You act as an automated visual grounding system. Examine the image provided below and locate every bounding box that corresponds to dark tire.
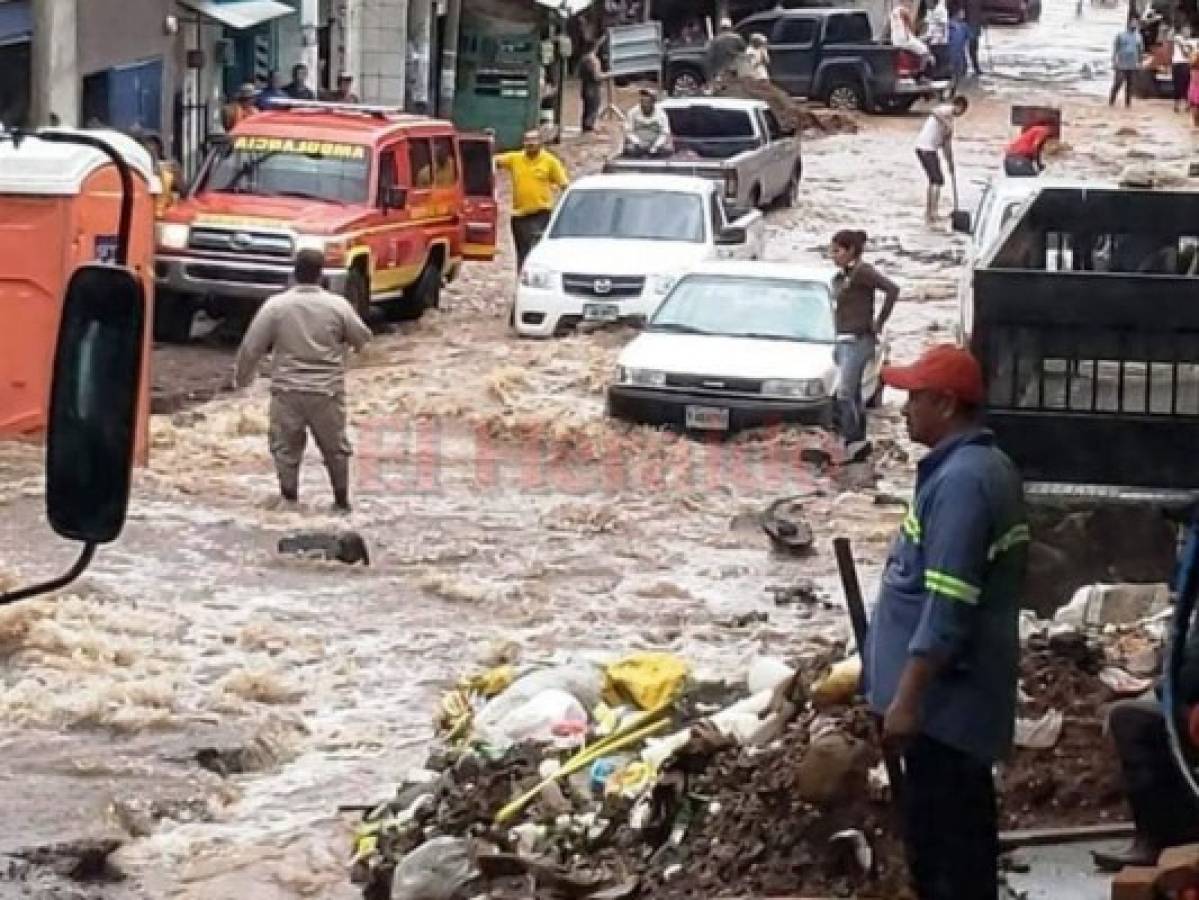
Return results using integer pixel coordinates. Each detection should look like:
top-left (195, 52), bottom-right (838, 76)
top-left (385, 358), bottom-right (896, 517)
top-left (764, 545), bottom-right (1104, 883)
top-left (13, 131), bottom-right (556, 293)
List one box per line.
top-left (153, 290), bottom-right (196, 343)
top-left (826, 79), bottom-right (866, 111)
top-left (874, 95), bottom-right (917, 115)
top-left (345, 266), bottom-right (371, 324)
top-left (668, 67), bottom-right (706, 97)
top-left (388, 257), bottom-right (442, 322)
top-left (776, 164), bottom-right (802, 208)
top-left (748, 184), bottom-right (763, 209)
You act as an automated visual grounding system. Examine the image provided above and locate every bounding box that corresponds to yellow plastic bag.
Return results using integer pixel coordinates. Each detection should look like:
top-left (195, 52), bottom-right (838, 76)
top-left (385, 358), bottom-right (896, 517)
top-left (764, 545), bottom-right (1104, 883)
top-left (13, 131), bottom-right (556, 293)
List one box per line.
top-left (460, 665), bottom-right (516, 698)
top-left (604, 653), bottom-right (690, 711)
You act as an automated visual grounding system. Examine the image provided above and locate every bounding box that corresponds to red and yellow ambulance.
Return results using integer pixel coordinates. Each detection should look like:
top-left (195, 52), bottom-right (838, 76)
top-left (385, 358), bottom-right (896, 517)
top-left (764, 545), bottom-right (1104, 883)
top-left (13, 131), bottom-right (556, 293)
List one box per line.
top-left (154, 102), bottom-right (497, 340)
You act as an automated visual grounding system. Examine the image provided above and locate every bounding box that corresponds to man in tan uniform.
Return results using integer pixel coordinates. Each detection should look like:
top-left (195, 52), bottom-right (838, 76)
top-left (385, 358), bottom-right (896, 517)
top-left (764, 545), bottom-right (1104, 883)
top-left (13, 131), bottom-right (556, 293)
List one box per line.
top-left (234, 249), bottom-right (372, 512)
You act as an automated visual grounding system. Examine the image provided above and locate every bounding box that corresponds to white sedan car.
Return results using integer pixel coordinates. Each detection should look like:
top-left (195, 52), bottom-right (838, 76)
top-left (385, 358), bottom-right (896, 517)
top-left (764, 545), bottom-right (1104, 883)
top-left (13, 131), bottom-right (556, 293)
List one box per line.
top-left (606, 262), bottom-right (886, 433)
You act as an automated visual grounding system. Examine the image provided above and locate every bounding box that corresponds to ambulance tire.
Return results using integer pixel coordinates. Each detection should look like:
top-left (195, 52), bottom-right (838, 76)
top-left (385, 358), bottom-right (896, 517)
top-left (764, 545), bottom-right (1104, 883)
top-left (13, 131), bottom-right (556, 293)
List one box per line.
top-left (346, 267), bottom-right (372, 324)
top-left (388, 257), bottom-right (442, 322)
top-left (153, 291), bottom-right (196, 343)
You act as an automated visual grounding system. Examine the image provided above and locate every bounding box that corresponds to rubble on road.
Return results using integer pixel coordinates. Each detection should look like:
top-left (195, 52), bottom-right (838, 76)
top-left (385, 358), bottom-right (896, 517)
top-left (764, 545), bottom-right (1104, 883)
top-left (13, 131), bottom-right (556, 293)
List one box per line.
top-left (347, 605), bottom-right (1169, 899)
top-left (1002, 630), bottom-right (1126, 829)
top-left (349, 650), bottom-right (913, 900)
top-left (277, 530), bottom-right (371, 565)
top-left (711, 76), bottom-right (860, 136)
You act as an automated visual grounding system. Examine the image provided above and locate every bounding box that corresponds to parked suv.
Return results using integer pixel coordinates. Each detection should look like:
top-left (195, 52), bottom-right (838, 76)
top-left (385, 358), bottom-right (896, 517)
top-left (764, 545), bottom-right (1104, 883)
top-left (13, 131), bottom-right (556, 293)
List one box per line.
top-left (154, 102), bottom-right (497, 340)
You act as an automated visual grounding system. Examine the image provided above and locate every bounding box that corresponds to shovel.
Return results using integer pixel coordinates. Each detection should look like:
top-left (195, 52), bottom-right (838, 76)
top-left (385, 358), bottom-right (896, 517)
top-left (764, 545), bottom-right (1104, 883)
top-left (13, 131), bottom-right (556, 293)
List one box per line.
top-left (950, 167), bottom-right (971, 234)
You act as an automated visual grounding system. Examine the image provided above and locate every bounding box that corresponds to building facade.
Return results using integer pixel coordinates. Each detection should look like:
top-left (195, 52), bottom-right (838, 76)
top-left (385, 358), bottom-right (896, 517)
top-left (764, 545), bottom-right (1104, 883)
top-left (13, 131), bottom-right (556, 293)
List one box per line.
top-left (14, 0), bottom-right (590, 170)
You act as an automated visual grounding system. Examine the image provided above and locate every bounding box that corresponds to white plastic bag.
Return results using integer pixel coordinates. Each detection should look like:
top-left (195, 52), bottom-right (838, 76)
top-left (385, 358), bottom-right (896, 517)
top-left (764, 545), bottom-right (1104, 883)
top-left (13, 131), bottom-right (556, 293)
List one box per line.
top-left (480, 688), bottom-right (588, 745)
top-left (746, 656), bottom-right (795, 694)
top-left (475, 662), bottom-right (604, 743)
top-left (391, 837), bottom-right (478, 900)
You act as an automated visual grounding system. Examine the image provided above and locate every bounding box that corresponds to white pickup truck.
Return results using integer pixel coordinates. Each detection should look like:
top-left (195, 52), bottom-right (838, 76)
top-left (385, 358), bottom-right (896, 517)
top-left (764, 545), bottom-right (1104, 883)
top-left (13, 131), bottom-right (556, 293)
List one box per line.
top-left (514, 173), bottom-right (765, 338)
top-left (602, 98), bottom-right (803, 210)
top-left (953, 175), bottom-right (1091, 342)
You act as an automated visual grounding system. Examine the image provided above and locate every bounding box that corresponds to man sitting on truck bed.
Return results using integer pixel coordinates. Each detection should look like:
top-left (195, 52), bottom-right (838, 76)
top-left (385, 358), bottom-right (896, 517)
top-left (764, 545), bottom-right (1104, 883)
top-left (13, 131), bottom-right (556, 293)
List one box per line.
top-left (624, 90), bottom-right (673, 158)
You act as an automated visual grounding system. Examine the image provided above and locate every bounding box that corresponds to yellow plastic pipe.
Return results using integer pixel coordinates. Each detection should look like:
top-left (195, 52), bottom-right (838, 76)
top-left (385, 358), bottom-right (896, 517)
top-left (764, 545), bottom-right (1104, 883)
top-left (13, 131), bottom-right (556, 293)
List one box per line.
top-left (494, 711), bottom-right (671, 825)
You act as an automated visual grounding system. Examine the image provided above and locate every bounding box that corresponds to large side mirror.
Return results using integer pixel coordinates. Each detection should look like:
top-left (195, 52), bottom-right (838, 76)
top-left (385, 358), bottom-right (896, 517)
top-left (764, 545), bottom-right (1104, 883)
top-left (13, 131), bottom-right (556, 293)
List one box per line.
top-left (46, 264), bottom-right (145, 544)
top-left (716, 225), bottom-right (748, 245)
top-left (952, 210), bottom-right (974, 235)
top-left (382, 185), bottom-right (408, 212)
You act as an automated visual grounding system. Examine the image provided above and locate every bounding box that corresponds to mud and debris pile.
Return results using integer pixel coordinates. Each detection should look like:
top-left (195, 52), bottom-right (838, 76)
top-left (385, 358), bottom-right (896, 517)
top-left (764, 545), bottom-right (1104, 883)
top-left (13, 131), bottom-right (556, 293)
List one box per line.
top-left (1001, 628), bottom-right (1129, 829)
top-left (350, 594), bottom-right (1175, 900)
top-left (349, 650), bottom-right (916, 899)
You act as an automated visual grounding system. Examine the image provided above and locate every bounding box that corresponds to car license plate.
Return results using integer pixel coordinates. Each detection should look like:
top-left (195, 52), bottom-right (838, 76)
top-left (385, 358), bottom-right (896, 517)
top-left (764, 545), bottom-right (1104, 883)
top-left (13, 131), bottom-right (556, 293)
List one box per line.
top-left (583, 302), bottom-right (619, 322)
top-left (685, 405), bottom-right (730, 431)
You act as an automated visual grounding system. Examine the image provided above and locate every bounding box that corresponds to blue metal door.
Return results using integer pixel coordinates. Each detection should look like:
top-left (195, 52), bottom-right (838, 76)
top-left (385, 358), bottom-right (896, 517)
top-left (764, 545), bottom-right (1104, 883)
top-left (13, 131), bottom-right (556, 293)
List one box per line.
top-left (107, 57), bottom-right (163, 131)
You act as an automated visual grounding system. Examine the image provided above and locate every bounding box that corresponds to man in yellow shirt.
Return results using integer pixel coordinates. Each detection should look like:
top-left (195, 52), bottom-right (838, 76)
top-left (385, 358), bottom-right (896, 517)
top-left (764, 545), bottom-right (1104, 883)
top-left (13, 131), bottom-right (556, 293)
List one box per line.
top-left (495, 129), bottom-right (570, 273)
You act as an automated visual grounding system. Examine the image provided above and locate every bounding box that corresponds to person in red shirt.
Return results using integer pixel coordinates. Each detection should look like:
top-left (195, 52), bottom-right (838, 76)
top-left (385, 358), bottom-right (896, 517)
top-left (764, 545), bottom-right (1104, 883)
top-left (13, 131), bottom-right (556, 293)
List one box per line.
top-left (1003, 123), bottom-right (1054, 177)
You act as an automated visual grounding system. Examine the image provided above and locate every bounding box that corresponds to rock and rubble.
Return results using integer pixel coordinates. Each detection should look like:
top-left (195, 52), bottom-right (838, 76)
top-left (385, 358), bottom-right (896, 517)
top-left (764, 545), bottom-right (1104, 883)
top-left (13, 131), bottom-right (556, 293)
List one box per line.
top-left (348, 608), bottom-right (1170, 899)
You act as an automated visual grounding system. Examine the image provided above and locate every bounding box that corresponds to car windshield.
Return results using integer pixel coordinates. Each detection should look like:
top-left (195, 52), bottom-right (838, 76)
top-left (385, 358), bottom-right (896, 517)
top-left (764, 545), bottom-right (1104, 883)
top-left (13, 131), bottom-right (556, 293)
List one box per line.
top-left (650, 275), bottom-right (835, 341)
top-left (550, 189), bottom-right (705, 242)
top-left (198, 136), bottom-right (370, 205)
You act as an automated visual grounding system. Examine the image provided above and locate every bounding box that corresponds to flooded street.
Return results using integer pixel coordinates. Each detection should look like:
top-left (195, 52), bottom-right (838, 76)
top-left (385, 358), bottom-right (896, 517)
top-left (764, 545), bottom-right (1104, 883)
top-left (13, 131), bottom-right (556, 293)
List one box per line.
top-left (1, 3), bottom-right (1195, 896)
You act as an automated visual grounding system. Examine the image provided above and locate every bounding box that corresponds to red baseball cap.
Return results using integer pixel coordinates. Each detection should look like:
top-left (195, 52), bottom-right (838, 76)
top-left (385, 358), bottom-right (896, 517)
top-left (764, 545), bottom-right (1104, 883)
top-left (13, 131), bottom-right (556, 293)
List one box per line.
top-left (881, 344), bottom-right (985, 406)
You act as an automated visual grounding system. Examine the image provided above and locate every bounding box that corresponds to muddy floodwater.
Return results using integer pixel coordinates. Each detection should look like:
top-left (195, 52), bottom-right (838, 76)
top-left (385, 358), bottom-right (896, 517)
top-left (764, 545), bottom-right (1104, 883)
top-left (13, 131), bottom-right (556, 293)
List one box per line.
top-left (1, 4), bottom-right (1195, 897)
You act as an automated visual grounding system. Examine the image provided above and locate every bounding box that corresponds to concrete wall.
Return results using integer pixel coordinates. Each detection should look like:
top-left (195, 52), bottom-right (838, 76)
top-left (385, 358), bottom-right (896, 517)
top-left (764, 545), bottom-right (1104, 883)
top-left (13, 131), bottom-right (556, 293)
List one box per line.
top-left (357, 0), bottom-right (408, 105)
top-left (76, 0), bottom-right (176, 133)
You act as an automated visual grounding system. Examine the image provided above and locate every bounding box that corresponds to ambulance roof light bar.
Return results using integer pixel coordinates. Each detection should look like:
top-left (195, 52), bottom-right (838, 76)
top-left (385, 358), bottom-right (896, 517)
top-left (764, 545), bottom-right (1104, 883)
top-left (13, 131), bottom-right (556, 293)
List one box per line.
top-left (262, 99), bottom-right (419, 120)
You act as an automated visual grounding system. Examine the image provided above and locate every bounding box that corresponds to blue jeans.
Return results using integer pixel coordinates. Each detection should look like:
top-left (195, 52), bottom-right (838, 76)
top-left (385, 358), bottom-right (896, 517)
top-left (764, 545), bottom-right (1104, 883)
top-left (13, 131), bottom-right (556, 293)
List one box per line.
top-left (834, 333), bottom-right (875, 443)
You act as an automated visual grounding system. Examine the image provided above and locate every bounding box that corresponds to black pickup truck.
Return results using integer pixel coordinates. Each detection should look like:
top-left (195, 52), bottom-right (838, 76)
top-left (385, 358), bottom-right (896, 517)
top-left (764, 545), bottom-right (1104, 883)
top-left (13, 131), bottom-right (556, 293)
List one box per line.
top-left (664, 8), bottom-right (951, 114)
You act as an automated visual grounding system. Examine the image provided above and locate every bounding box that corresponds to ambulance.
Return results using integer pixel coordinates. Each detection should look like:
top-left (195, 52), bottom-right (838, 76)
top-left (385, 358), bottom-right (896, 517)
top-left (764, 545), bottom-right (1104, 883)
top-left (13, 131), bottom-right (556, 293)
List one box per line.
top-left (154, 101), bottom-right (498, 340)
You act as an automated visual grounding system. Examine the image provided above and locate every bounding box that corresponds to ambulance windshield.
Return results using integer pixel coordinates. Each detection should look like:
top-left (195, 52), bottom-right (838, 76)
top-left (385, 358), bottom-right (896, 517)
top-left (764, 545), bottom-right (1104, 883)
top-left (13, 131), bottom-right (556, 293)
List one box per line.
top-left (199, 137), bottom-right (371, 205)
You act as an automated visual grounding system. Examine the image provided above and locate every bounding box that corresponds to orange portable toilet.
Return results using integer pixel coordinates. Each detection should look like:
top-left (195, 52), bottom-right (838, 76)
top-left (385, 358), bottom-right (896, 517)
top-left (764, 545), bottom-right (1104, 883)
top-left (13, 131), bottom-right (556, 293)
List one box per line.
top-left (0, 128), bottom-right (158, 464)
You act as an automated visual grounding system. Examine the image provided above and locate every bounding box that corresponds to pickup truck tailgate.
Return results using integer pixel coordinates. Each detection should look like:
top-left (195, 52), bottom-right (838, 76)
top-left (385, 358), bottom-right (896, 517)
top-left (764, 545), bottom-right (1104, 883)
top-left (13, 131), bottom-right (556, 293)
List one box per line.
top-left (973, 187), bottom-right (1199, 493)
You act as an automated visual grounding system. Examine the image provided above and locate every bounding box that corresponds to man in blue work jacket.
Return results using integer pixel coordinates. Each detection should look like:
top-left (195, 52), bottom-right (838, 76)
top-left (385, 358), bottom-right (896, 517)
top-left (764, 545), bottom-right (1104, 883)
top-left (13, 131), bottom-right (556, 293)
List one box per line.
top-left (864, 344), bottom-right (1029, 900)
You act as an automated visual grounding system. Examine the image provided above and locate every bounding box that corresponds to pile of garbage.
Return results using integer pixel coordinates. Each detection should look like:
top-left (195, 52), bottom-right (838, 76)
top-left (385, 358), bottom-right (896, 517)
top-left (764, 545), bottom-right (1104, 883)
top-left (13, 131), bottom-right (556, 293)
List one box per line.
top-left (350, 650), bottom-right (910, 900)
top-left (350, 582), bottom-right (1174, 899)
top-left (1001, 584), bottom-right (1172, 829)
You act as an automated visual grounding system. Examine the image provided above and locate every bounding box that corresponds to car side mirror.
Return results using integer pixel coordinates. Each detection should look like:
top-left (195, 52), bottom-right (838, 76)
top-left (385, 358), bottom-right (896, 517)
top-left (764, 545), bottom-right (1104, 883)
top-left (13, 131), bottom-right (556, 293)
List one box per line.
top-left (46, 264), bottom-right (145, 544)
top-left (716, 225), bottom-right (748, 245)
top-left (382, 185), bottom-right (408, 211)
top-left (952, 210), bottom-right (974, 235)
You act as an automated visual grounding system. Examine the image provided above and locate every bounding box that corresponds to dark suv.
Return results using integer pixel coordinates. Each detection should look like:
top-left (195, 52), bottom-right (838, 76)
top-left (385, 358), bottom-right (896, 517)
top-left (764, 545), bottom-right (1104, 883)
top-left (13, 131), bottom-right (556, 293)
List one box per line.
top-left (664, 8), bottom-right (952, 113)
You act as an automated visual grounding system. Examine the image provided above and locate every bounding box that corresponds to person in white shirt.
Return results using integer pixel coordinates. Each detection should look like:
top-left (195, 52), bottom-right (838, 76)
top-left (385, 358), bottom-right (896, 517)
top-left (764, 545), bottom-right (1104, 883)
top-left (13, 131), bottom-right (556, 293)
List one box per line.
top-left (623, 89), bottom-right (673, 157)
top-left (914, 96), bottom-right (968, 223)
top-left (924, 0), bottom-right (950, 70)
top-left (746, 33), bottom-right (772, 80)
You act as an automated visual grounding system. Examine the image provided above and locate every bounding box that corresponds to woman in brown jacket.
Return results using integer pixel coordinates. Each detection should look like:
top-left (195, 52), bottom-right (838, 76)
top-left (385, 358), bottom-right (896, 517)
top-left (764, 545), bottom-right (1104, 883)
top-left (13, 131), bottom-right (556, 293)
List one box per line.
top-left (829, 229), bottom-right (900, 460)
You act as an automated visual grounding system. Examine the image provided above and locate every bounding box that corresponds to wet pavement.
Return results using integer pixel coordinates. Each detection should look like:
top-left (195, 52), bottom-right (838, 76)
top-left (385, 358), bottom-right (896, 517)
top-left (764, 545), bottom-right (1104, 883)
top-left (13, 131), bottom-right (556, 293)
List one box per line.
top-left (1, 2), bottom-right (1196, 897)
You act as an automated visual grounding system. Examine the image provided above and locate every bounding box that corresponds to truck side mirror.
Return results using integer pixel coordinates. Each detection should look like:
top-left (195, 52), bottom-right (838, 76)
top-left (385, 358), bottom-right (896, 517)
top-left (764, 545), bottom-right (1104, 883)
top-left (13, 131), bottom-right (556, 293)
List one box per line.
top-left (46, 264), bottom-right (145, 544)
top-left (952, 210), bottom-right (973, 235)
top-left (382, 185), bottom-right (408, 211)
top-left (716, 225), bottom-right (748, 245)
